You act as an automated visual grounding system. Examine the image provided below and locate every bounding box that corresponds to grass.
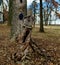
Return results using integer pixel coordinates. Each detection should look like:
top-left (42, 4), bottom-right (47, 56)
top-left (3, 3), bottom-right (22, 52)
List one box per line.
top-left (32, 26), bottom-right (60, 43)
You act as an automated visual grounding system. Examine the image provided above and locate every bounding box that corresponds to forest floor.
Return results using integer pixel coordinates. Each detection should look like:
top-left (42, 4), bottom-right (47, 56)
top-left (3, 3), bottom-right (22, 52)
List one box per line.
top-left (0, 24), bottom-right (60, 65)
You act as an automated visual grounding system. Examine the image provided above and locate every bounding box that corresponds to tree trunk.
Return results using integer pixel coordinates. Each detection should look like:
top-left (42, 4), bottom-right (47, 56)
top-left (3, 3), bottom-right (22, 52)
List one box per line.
top-left (8, 0), bottom-right (13, 26)
top-left (24, 0), bottom-right (27, 16)
top-left (49, 10), bottom-right (51, 25)
top-left (45, 5), bottom-right (48, 26)
top-left (39, 0), bottom-right (44, 32)
top-left (34, 4), bottom-right (35, 27)
top-left (10, 0), bottom-right (27, 41)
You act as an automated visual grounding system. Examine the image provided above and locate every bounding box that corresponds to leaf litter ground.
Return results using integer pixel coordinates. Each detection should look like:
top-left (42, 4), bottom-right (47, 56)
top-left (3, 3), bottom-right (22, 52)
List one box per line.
top-left (0, 24), bottom-right (60, 65)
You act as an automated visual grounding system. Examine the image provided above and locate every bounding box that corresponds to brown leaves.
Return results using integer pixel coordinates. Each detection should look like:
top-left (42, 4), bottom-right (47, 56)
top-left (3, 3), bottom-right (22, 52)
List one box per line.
top-left (48, 62), bottom-right (54, 65)
top-left (0, 24), bottom-right (60, 65)
top-left (52, 1), bottom-right (58, 8)
top-left (45, 0), bottom-right (59, 8)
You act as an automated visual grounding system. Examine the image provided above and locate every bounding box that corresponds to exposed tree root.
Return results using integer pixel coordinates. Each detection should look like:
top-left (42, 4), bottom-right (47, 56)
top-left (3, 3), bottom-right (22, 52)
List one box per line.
top-left (11, 37), bottom-right (57, 64)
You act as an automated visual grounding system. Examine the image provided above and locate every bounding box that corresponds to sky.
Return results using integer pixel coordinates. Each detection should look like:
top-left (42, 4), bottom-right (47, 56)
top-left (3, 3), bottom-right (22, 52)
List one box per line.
top-left (3, 0), bottom-right (8, 6)
top-left (27, 0), bottom-right (40, 6)
top-left (27, 0), bottom-right (60, 6)
top-left (3, 0), bottom-right (60, 7)
top-left (3, 0), bottom-right (60, 12)
top-left (3, 0), bottom-right (7, 4)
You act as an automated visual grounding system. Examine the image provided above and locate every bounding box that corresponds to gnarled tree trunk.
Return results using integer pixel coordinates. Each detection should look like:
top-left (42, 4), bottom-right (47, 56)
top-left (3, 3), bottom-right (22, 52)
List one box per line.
top-left (10, 0), bottom-right (27, 41)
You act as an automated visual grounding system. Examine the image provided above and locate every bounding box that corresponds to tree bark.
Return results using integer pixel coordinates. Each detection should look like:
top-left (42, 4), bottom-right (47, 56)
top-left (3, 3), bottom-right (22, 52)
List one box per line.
top-left (8, 0), bottom-right (13, 26)
top-left (45, 5), bottom-right (48, 26)
top-left (39, 0), bottom-right (44, 32)
top-left (10, 0), bottom-right (27, 41)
